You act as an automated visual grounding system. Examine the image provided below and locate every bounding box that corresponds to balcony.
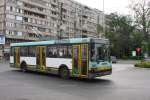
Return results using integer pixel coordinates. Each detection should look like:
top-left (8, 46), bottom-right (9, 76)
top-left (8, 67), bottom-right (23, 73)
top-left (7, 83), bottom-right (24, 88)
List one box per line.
top-left (21, 6), bottom-right (47, 16)
top-left (6, 32), bottom-right (53, 41)
top-left (51, 1), bottom-right (58, 6)
top-left (6, 34), bottom-right (39, 41)
top-left (20, 0), bottom-right (47, 9)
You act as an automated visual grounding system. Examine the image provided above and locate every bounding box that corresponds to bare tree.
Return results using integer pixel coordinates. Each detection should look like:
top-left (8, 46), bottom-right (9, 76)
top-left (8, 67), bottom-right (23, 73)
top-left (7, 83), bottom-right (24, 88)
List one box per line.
top-left (130, 0), bottom-right (150, 41)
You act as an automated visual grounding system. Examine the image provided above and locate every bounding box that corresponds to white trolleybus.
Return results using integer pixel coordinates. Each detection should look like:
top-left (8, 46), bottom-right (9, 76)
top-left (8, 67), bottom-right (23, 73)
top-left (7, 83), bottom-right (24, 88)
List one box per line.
top-left (10, 38), bottom-right (112, 79)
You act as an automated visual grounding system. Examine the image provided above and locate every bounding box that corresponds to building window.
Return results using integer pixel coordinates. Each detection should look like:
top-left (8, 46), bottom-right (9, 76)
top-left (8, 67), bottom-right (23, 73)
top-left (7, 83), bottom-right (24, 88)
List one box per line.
top-left (6, 30), bottom-right (15, 35)
top-left (6, 14), bottom-right (15, 19)
top-left (16, 16), bottom-right (23, 21)
top-left (42, 21), bottom-right (45, 25)
top-left (23, 17), bottom-right (28, 22)
top-left (17, 32), bottom-right (22, 36)
top-left (16, 8), bottom-right (22, 13)
top-left (37, 20), bottom-right (42, 25)
top-left (16, 23), bottom-right (23, 28)
top-left (6, 6), bottom-right (10, 11)
top-left (6, 30), bottom-right (9, 35)
top-left (6, 22), bottom-right (14, 27)
top-left (32, 19), bottom-right (35, 23)
top-left (51, 11), bottom-right (57, 15)
top-left (38, 27), bottom-right (46, 32)
top-left (10, 6), bottom-right (13, 11)
top-left (17, 1), bottom-right (23, 6)
top-left (53, 0), bottom-right (57, 3)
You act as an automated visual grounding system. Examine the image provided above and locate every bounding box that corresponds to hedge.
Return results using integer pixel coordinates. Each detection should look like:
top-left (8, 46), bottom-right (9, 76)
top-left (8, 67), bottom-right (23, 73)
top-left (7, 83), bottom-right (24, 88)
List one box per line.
top-left (135, 61), bottom-right (150, 68)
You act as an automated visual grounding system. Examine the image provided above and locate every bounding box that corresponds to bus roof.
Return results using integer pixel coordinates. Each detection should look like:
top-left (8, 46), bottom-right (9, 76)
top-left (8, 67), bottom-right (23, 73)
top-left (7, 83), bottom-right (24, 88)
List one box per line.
top-left (10, 38), bottom-right (108, 47)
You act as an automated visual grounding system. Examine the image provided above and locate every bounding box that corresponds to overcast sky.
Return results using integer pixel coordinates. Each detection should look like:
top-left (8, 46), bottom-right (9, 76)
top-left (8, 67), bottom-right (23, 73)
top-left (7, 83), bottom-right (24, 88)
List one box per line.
top-left (75, 0), bottom-right (131, 15)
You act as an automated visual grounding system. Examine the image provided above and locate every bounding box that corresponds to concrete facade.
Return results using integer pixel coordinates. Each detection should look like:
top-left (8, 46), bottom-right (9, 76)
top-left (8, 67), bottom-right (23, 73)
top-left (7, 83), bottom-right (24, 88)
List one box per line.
top-left (0, 0), bottom-right (104, 56)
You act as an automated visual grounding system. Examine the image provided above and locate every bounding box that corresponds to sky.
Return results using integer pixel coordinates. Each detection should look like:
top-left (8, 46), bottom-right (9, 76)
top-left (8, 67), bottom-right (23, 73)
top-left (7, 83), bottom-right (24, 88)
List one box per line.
top-left (75, 0), bottom-right (131, 15)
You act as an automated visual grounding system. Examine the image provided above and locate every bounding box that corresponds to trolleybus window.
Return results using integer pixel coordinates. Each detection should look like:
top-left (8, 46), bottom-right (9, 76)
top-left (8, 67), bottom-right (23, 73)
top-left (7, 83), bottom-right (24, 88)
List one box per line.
top-left (91, 43), bottom-right (109, 62)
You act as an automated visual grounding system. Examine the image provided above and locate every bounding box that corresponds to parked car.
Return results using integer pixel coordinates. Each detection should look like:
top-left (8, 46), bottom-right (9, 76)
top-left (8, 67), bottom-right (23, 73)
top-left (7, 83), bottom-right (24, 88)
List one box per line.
top-left (143, 57), bottom-right (150, 62)
top-left (111, 56), bottom-right (117, 63)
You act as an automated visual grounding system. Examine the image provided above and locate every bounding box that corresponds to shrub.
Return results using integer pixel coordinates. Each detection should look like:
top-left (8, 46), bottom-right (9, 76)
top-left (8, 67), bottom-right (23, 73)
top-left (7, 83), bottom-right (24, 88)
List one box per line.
top-left (135, 61), bottom-right (150, 68)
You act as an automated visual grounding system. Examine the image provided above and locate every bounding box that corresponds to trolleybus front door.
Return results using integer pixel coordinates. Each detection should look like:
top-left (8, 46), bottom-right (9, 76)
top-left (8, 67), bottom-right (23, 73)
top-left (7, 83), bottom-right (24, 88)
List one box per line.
top-left (36, 47), bottom-right (46, 71)
top-left (72, 45), bottom-right (88, 77)
top-left (14, 47), bottom-right (20, 67)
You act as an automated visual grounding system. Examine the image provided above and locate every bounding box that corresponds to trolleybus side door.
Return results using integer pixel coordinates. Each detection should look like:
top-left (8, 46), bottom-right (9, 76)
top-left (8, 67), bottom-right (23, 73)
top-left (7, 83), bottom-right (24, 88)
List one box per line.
top-left (14, 47), bottom-right (20, 67)
top-left (72, 44), bottom-right (88, 77)
top-left (36, 46), bottom-right (46, 71)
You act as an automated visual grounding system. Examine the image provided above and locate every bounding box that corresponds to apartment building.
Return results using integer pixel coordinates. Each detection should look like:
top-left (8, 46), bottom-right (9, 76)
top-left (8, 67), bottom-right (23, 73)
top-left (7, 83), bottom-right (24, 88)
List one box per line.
top-left (58, 0), bottom-right (104, 38)
top-left (0, 0), bottom-right (104, 57)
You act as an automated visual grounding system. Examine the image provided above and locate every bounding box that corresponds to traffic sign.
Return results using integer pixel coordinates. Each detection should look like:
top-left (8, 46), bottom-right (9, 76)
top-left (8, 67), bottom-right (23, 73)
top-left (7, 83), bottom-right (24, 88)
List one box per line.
top-left (136, 48), bottom-right (141, 53)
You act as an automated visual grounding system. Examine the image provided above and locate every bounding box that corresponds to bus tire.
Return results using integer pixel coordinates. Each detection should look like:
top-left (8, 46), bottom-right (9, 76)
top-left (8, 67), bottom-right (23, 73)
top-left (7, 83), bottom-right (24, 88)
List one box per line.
top-left (59, 66), bottom-right (70, 79)
top-left (20, 61), bottom-right (27, 72)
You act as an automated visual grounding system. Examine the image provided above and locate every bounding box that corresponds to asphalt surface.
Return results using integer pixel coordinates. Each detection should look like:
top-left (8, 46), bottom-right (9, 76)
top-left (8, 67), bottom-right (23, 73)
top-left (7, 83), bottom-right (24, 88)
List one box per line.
top-left (0, 61), bottom-right (150, 100)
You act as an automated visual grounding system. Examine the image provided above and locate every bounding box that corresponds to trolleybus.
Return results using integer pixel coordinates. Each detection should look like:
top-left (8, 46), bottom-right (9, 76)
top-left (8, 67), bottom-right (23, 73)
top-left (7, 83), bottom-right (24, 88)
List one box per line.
top-left (10, 38), bottom-right (112, 79)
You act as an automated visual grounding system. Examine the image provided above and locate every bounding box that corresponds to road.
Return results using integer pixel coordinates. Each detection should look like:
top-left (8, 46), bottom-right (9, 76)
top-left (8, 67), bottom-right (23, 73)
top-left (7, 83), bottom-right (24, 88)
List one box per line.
top-left (0, 61), bottom-right (150, 100)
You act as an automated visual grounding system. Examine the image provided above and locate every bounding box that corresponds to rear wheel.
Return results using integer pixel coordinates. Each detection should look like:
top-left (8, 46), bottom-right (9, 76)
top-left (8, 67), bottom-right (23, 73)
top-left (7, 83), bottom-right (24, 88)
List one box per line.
top-left (20, 62), bottom-right (27, 72)
top-left (59, 66), bottom-right (70, 79)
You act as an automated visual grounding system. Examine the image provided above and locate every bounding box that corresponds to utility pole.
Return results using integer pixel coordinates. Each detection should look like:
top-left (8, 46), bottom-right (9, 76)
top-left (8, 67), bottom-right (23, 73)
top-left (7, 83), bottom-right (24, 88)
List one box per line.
top-left (74, 9), bottom-right (79, 38)
top-left (57, 2), bottom-right (63, 40)
top-left (102, 0), bottom-right (105, 38)
top-left (81, 7), bottom-right (83, 38)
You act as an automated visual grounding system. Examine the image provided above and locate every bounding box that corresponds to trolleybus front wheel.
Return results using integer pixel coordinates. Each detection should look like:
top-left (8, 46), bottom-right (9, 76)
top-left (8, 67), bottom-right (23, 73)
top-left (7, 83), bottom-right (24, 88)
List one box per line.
top-left (20, 61), bottom-right (28, 72)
